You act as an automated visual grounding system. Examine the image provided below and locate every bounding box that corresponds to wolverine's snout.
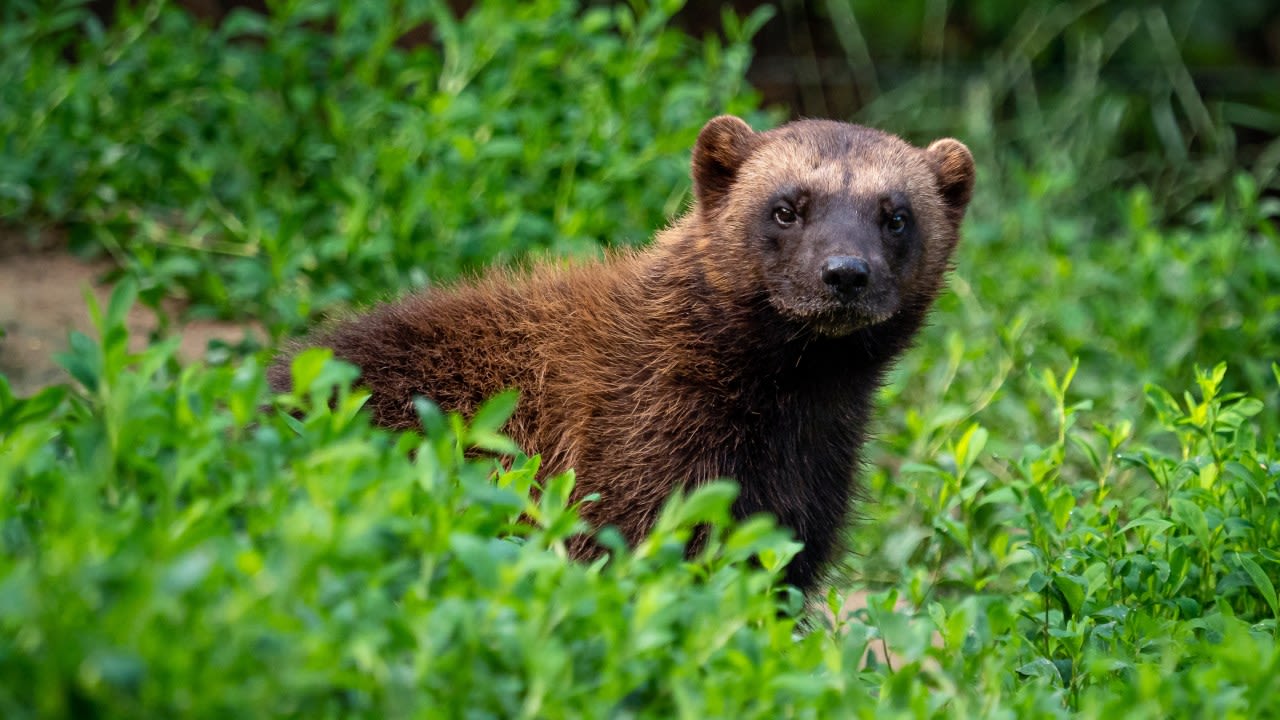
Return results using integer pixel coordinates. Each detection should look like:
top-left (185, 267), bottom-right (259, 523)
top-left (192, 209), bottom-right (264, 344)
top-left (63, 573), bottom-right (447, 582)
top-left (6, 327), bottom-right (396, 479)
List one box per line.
top-left (821, 255), bottom-right (870, 301)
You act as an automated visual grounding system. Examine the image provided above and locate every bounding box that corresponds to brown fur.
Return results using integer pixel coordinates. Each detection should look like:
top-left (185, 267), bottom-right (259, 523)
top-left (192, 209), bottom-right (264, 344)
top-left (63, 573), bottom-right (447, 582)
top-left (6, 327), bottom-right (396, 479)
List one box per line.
top-left (269, 116), bottom-right (975, 593)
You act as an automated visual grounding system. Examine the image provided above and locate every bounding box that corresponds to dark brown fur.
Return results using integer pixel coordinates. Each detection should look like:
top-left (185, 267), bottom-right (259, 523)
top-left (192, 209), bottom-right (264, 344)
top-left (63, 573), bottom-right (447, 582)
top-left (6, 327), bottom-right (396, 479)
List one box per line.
top-left (269, 116), bottom-right (975, 593)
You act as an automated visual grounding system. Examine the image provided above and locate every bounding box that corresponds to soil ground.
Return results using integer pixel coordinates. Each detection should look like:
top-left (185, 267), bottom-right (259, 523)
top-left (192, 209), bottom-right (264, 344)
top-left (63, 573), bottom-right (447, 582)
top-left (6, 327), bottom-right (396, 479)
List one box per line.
top-left (0, 230), bottom-right (258, 396)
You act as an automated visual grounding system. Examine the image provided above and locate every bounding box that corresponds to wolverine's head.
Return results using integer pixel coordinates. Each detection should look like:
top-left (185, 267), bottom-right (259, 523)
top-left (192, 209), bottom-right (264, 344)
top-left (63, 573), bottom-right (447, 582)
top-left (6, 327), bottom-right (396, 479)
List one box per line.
top-left (689, 116), bottom-right (975, 336)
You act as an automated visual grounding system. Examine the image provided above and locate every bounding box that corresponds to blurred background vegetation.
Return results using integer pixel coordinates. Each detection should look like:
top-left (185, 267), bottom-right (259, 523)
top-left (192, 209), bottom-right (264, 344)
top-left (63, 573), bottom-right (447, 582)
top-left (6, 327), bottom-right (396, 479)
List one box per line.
top-left (70, 0), bottom-right (1280, 190)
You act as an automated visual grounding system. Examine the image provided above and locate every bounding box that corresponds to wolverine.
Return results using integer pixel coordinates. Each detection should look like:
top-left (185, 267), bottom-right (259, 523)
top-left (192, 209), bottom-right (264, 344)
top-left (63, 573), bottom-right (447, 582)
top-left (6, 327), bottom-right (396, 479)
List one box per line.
top-left (270, 116), bottom-right (976, 593)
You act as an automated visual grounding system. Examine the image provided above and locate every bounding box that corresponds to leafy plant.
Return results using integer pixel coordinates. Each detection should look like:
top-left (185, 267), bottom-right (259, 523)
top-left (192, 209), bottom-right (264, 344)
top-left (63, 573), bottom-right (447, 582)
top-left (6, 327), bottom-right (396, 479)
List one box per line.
top-left (0, 0), bottom-right (774, 330)
top-left (0, 282), bottom-right (826, 718)
top-left (3, 283), bottom-right (1278, 717)
top-left (2, 1), bottom-right (1279, 716)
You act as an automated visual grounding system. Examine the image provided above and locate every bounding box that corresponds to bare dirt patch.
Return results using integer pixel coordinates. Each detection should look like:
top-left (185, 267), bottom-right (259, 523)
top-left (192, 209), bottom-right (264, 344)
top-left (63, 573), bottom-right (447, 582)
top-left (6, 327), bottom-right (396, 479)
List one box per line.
top-left (0, 230), bottom-right (260, 396)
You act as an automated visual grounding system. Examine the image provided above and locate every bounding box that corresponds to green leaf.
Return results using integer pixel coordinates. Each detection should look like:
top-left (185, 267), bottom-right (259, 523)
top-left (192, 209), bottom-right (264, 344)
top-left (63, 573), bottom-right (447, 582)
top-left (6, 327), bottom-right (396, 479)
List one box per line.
top-left (1237, 554), bottom-right (1279, 618)
top-left (1170, 497), bottom-right (1211, 548)
top-left (1050, 490), bottom-right (1075, 531)
top-left (54, 330), bottom-right (102, 393)
top-left (1016, 657), bottom-right (1065, 684)
top-left (469, 388), bottom-right (519, 436)
top-left (0, 384), bottom-right (67, 432)
top-left (413, 396), bottom-right (447, 437)
top-left (899, 461), bottom-right (949, 478)
top-left (1218, 397), bottom-right (1263, 430)
top-left (1052, 574), bottom-right (1087, 620)
top-left (1028, 570), bottom-right (1051, 593)
top-left (104, 277), bottom-right (138, 336)
top-left (756, 538), bottom-right (803, 574)
top-left (1069, 434), bottom-right (1101, 472)
top-left (953, 423), bottom-right (988, 475)
top-left (1144, 384), bottom-right (1184, 427)
top-left (1120, 517), bottom-right (1175, 538)
top-left (288, 347), bottom-right (334, 397)
top-left (723, 515), bottom-right (789, 558)
top-left (670, 480), bottom-right (738, 528)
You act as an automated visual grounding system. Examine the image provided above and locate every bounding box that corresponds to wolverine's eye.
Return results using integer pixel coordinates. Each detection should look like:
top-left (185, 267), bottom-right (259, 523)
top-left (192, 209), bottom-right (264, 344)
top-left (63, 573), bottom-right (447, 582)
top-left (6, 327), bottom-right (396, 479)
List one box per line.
top-left (772, 206), bottom-right (798, 227)
top-left (886, 211), bottom-right (909, 236)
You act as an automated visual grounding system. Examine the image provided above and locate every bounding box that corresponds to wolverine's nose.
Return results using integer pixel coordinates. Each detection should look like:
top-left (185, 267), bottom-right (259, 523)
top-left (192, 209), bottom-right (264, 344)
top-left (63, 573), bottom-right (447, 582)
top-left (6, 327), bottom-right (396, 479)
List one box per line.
top-left (821, 256), bottom-right (870, 299)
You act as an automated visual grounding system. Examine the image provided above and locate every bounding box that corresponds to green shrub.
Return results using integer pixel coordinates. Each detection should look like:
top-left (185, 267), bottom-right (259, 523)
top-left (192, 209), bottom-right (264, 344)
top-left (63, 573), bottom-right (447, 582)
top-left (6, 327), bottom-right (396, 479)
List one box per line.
top-left (845, 0), bottom-right (1280, 432)
top-left (0, 282), bottom-right (821, 718)
top-left (854, 358), bottom-right (1280, 716)
top-left (2, 284), bottom-right (1278, 717)
top-left (0, 0), bottom-right (773, 330)
top-left (3, 1), bottom-right (1279, 716)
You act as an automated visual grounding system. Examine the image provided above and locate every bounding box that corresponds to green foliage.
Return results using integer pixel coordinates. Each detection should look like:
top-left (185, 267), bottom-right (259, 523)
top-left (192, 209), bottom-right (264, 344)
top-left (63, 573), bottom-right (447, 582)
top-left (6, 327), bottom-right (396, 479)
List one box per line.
top-left (3, 275), bottom-right (1278, 717)
top-left (2, 0), bottom-right (1280, 716)
top-left (0, 283), bottom-right (821, 718)
top-left (844, 0), bottom-right (1279, 213)
top-left (0, 0), bottom-right (772, 330)
top-left (854, 0), bottom-right (1280, 439)
top-left (850, 358), bottom-right (1280, 716)
top-left (878, 170), bottom-right (1280, 459)
top-left (857, 0), bottom-right (1280, 694)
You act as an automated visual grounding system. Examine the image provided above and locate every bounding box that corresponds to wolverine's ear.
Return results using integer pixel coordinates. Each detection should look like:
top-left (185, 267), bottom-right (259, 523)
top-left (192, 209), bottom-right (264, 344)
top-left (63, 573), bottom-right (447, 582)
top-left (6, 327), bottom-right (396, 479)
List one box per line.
top-left (926, 138), bottom-right (976, 222)
top-left (692, 115), bottom-right (756, 211)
